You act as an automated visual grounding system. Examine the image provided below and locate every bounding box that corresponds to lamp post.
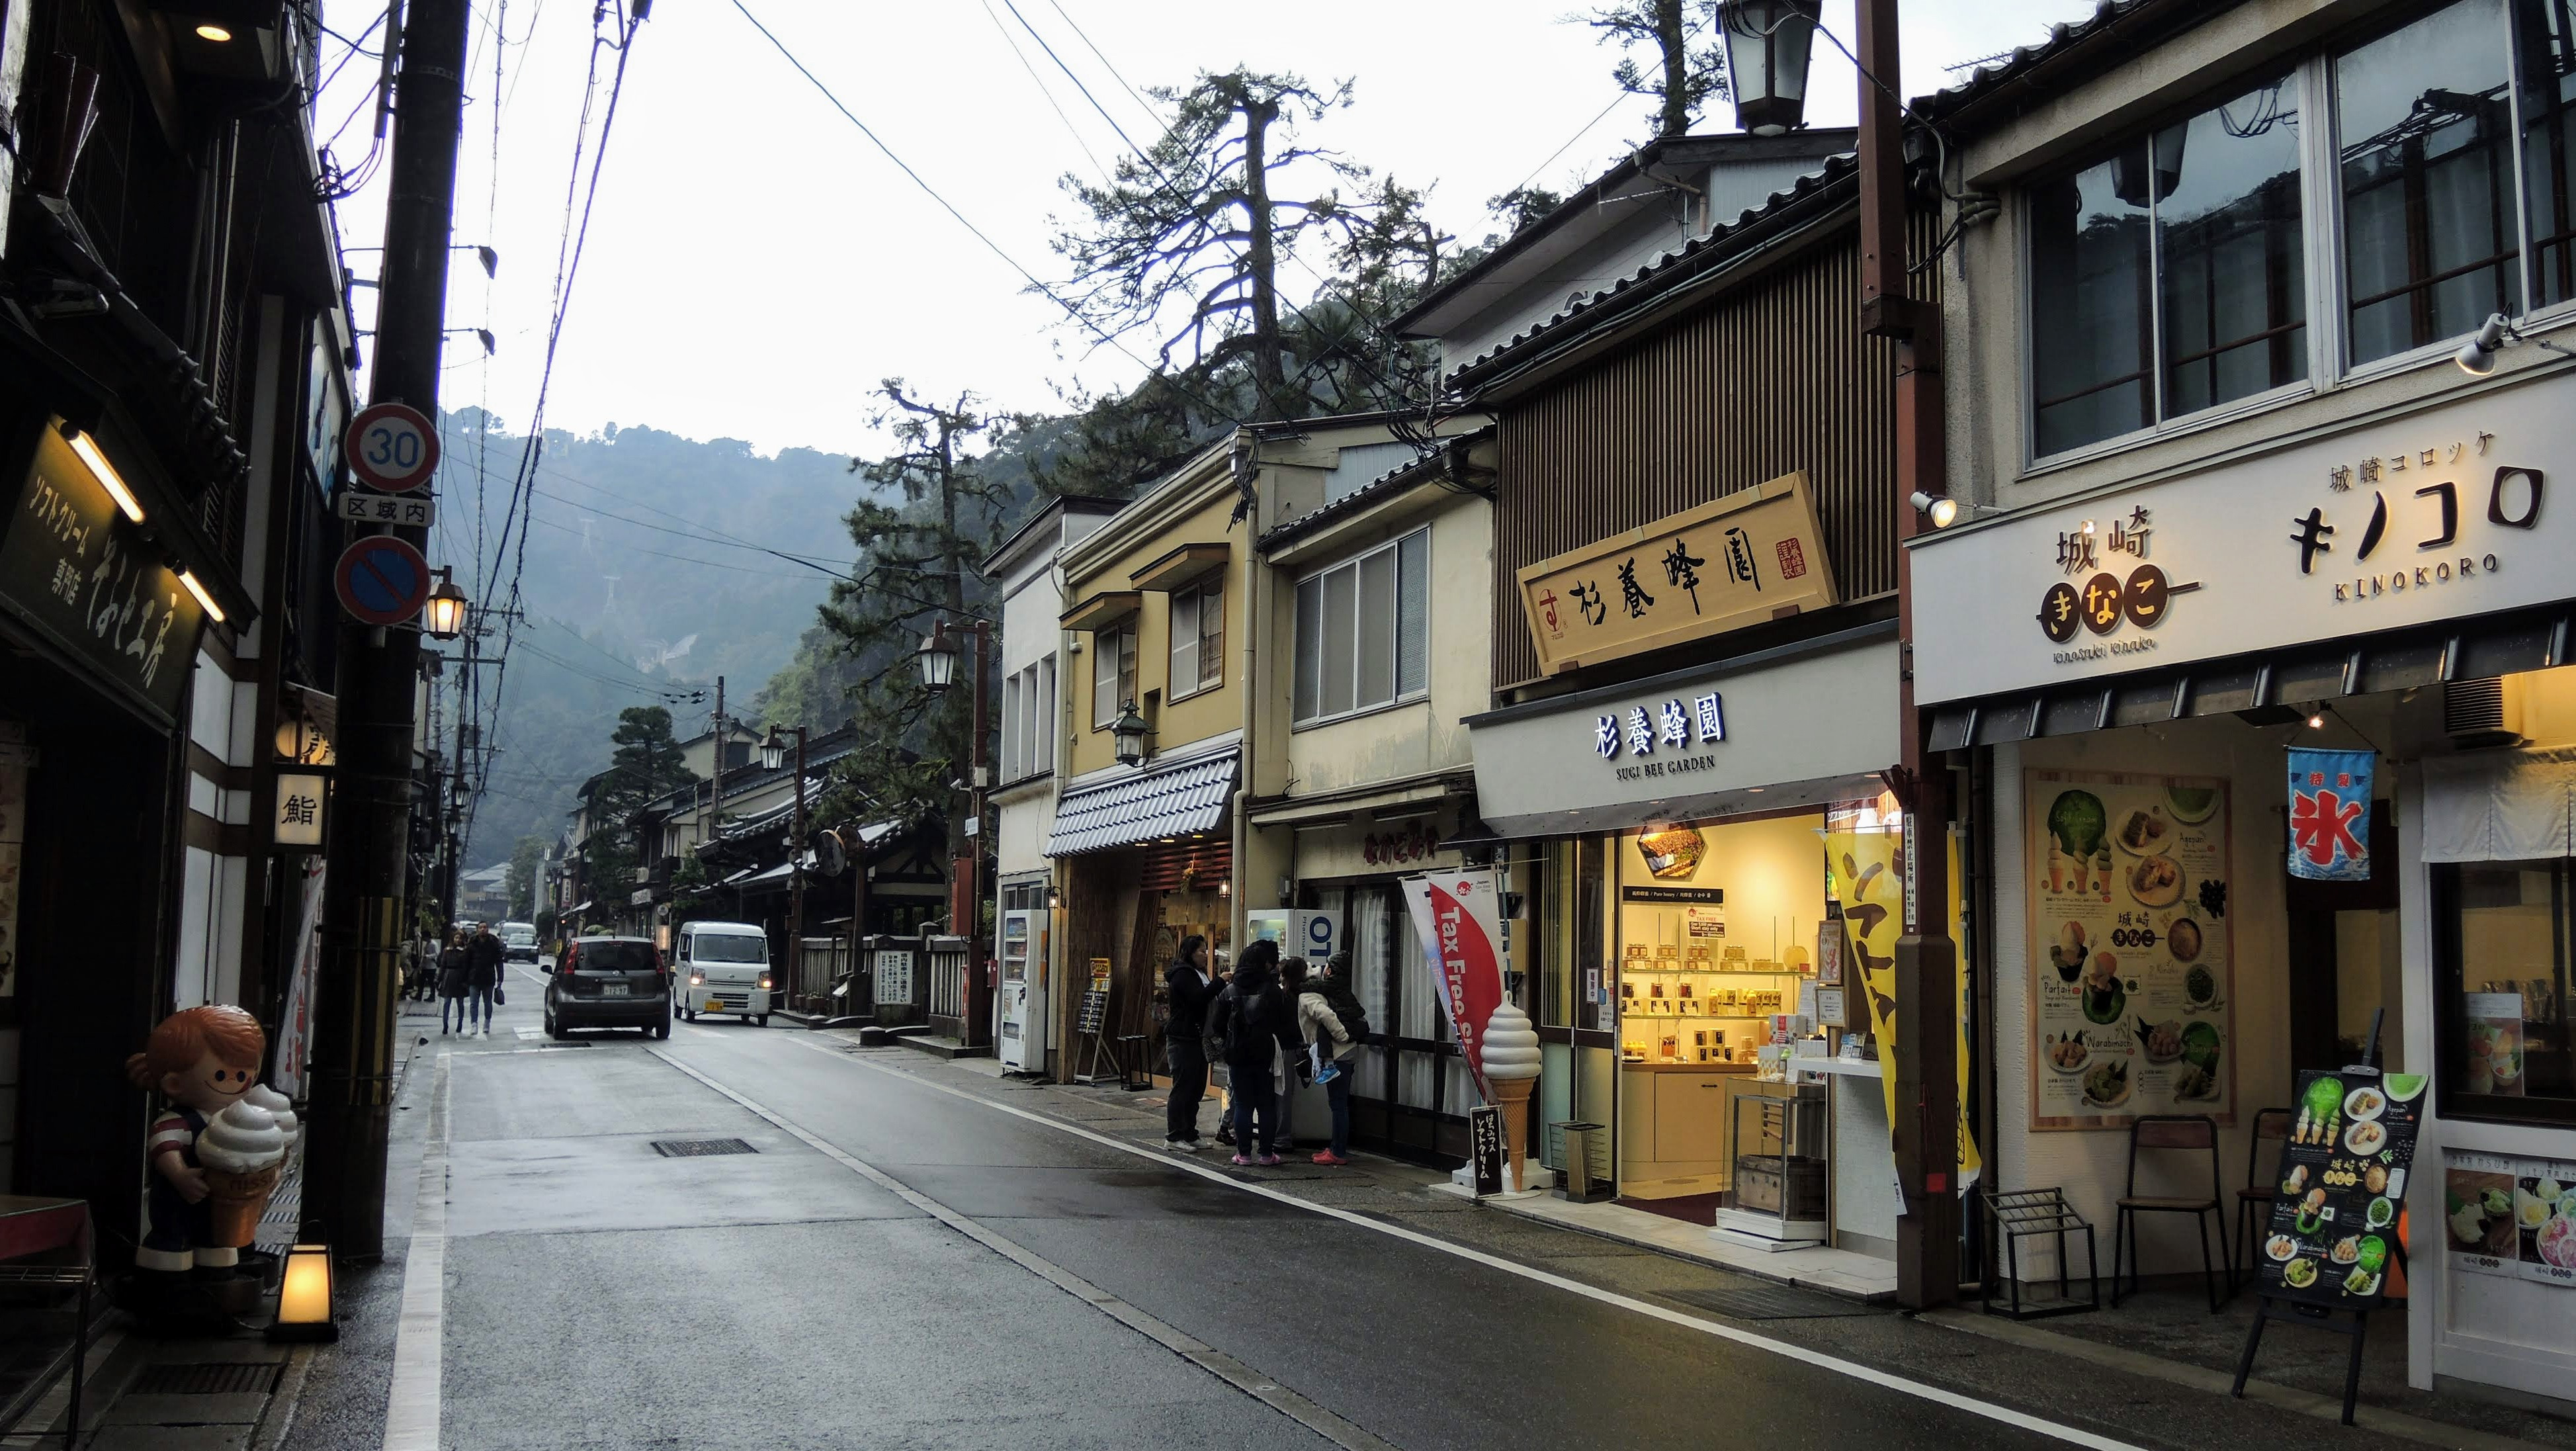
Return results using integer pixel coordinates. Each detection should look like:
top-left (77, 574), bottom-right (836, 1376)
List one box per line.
top-left (916, 616), bottom-right (993, 1047)
top-left (761, 724), bottom-right (807, 1008)
top-left (1719, 0), bottom-right (1822, 136)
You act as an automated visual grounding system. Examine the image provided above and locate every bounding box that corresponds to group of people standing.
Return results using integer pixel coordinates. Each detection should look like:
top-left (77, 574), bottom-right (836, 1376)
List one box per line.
top-left (1163, 935), bottom-right (1364, 1166)
top-left (431, 922), bottom-right (505, 1036)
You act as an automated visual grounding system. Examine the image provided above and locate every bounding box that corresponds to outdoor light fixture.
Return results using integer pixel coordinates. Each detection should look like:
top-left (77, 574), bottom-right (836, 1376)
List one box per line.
top-left (1046, 885), bottom-right (1062, 909)
top-left (1907, 490), bottom-right (1984, 529)
top-left (2307, 706), bottom-right (2328, 729)
top-left (1719, 0), bottom-right (1821, 136)
top-left (759, 726), bottom-right (787, 771)
top-left (194, 22), bottom-right (232, 41)
top-left (269, 1243), bottom-right (337, 1341)
top-left (423, 568), bottom-right (469, 640)
top-left (2454, 312), bottom-right (2576, 375)
top-left (1111, 702), bottom-right (1151, 768)
top-left (915, 619), bottom-right (959, 694)
top-left (62, 425), bottom-right (144, 522)
top-left (177, 570), bottom-right (224, 623)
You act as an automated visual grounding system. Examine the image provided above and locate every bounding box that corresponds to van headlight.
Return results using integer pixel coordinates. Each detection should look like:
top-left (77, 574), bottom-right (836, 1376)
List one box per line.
top-left (689, 972), bottom-right (704, 986)
top-left (757, 975), bottom-right (773, 990)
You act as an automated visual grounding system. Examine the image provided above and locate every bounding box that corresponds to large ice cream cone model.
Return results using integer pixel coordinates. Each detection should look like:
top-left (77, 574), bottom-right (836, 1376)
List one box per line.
top-left (1483, 1000), bottom-right (1543, 1192)
top-left (197, 1099), bottom-right (288, 1247)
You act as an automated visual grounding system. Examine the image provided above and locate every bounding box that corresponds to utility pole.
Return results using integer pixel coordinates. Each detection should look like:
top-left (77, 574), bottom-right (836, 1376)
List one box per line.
top-left (1854, 0), bottom-right (1959, 1309)
top-left (709, 676), bottom-right (724, 842)
top-left (965, 621), bottom-right (991, 1046)
top-left (306, 0), bottom-right (472, 1263)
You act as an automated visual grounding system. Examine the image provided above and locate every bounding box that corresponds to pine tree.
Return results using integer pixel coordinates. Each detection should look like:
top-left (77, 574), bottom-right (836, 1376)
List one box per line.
top-left (1580, 0), bottom-right (1729, 140)
top-left (581, 706), bottom-right (697, 897)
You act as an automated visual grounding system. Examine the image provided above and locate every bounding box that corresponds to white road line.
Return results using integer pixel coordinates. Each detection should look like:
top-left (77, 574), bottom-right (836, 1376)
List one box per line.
top-left (381, 1051), bottom-right (451, 1451)
top-left (647, 1047), bottom-right (1397, 1451)
top-left (785, 1035), bottom-right (2151, 1451)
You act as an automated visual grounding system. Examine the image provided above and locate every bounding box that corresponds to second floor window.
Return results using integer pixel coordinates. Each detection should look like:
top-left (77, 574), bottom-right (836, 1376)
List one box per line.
top-left (1092, 623), bottom-right (1135, 729)
top-left (1168, 578), bottom-right (1224, 697)
top-left (1293, 529), bottom-right (1428, 725)
top-left (1000, 654), bottom-right (1056, 781)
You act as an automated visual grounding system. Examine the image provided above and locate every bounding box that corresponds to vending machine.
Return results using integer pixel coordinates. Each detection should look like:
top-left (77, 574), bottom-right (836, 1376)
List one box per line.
top-left (997, 908), bottom-right (1051, 1073)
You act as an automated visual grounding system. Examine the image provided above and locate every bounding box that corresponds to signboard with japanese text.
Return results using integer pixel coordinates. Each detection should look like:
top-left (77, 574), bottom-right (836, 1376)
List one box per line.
top-left (2025, 770), bottom-right (2236, 1130)
top-left (2260, 1069), bottom-right (2420, 1309)
top-left (1911, 385), bottom-right (2575, 705)
top-left (2287, 748), bottom-right (2375, 882)
top-left (1516, 470), bottom-right (1838, 678)
top-left (273, 771), bottom-right (327, 850)
top-left (337, 490), bottom-right (437, 529)
top-left (0, 426), bottom-right (205, 724)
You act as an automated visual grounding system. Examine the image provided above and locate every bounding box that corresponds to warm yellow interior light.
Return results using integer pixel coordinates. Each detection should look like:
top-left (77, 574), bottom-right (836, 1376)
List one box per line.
top-left (195, 24), bottom-right (233, 41)
top-left (65, 429), bottom-right (144, 523)
top-left (177, 570), bottom-right (224, 623)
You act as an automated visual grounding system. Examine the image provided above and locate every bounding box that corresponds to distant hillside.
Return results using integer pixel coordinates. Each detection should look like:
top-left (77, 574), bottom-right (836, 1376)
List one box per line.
top-left (437, 411), bottom-right (877, 867)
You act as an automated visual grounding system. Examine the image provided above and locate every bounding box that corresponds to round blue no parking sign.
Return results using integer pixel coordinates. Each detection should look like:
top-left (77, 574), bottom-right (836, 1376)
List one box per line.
top-left (334, 535), bottom-right (432, 627)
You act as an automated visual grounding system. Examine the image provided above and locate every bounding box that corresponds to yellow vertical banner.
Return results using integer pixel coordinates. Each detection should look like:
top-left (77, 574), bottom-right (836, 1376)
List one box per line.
top-left (1823, 827), bottom-right (1982, 1185)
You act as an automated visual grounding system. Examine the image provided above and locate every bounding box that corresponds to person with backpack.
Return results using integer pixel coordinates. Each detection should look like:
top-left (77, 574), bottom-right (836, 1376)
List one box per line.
top-left (1161, 934), bottom-right (1225, 1152)
top-left (1203, 939), bottom-right (1299, 1166)
top-left (1284, 953), bottom-right (1363, 1166)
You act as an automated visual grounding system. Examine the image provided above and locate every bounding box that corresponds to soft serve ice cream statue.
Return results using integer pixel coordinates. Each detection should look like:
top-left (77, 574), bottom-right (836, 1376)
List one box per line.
top-left (124, 1006), bottom-right (269, 1276)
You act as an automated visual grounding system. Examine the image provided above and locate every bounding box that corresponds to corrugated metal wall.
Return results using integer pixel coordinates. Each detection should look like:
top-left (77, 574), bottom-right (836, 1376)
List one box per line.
top-left (1492, 216), bottom-right (1938, 690)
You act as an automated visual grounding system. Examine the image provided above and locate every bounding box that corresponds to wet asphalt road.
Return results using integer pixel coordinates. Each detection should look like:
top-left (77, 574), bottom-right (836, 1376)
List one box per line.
top-left (300, 968), bottom-right (2108, 1451)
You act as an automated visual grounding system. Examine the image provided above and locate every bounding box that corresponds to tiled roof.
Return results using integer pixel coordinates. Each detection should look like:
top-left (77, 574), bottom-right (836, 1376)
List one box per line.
top-left (1045, 753), bottom-right (1238, 856)
top-left (1445, 154), bottom-right (1859, 392)
top-left (1257, 426), bottom-right (1494, 552)
top-left (1916, 0), bottom-right (2215, 130)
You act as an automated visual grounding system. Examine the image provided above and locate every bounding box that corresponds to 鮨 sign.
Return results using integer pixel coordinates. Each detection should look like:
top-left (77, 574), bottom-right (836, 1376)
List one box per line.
top-left (344, 402), bottom-right (439, 492)
top-left (1516, 470), bottom-right (1839, 677)
top-left (273, 771), bottom-right (327, 849)
top-left (333, 535), bottom-right (432, 627)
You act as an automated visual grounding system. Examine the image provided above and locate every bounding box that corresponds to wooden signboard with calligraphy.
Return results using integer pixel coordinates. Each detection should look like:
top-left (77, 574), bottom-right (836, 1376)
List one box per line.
top-left (0, 427), bottom-right (205, 725)
top-left (1516, 470), bottom-right (1838, 678)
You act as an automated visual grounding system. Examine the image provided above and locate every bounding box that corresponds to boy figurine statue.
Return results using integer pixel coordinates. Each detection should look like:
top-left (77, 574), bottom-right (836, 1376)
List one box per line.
top-left (125, 1006), bottom-right (275, 1283)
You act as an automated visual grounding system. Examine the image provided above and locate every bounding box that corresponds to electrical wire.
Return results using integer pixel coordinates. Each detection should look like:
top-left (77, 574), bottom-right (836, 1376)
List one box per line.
top-left (978, 0), bottom-right (1109, 183)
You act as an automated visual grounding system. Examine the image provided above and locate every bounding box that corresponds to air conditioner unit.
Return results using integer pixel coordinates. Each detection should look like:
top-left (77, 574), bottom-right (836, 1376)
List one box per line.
top-left (2444, 676), bottom-right (2528, 749)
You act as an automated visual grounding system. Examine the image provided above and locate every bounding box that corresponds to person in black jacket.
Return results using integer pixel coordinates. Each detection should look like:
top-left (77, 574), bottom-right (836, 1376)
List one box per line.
top-left (466, 923), bottom-right (505, 1037)
top-left (1205, 939), bottom-right (1301, 1166)
top-left (1162, 935), bottom-right (1224, 1152)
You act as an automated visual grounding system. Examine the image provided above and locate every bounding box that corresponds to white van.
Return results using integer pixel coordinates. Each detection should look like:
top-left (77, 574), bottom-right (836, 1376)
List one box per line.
top-left (675, 920), bottom-right (773, 1025)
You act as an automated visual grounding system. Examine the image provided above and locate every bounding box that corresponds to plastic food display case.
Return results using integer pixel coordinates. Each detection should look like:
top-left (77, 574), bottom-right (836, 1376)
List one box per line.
top-left (1715, 1079), bottom-right (1826, 1246)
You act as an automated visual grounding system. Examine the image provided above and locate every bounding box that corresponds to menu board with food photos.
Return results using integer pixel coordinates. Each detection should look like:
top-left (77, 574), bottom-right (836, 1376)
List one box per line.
top-left (2259, 1069), bottom-right (2423, 1309)
top-left (2444, 1152), bottom-right (2576, 1287)
top-left (2026, 771), bottom-right (2235, 1129)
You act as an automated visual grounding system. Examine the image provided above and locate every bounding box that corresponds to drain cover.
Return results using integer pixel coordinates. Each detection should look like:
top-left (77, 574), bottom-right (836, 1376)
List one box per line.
top-left (128, 1362), bottom-right (283, 1395)
top-left (1664, 1285), bottom-right (1883, 1320)
top-left (650, 1137), bottom-right (757, 1158)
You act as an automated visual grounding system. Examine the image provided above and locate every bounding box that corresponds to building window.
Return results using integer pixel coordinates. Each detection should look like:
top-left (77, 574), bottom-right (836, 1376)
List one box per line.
top-left (1292, 530), bottom-right (1429, 726)
top-left (1167, 578), bottom-right (1223, 698)
top-left (2339, 1), bottom-right (2520, 365)
top-left (1035, 654), bottom-right (1054, 773)
top-left (1092, 625), bottom-right (1135, 728)
top-left (1002, 671), bottom-right (1023, 781)
top-left (998, 656), bottom-right (1054, 781)
top-left (2434, 857), bottom-right (2574, 1124)
top-left (2029, 72), bottom-right (2307, 456)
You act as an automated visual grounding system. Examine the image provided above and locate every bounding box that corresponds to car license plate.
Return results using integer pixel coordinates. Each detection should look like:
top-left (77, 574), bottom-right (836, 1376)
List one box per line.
top-left (599, 982), bottom-right (629, 997)
top-left (706, 998), bottom-right (724, 1013)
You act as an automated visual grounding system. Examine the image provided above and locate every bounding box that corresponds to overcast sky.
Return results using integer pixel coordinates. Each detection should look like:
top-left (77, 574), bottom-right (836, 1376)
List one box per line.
top-left (318, 1), bottom-right (2096, 462)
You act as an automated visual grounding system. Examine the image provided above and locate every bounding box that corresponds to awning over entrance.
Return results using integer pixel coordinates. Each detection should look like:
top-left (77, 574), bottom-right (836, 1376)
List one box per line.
top-left (1928, 603), bottom-right (2570, 752)
top-left (1046, 752), bottom-right (1238, 856)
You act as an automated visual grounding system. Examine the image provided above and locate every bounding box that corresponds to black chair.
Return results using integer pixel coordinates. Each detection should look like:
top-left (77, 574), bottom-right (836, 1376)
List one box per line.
top-left (2112, 1114), bottom-right (2230, 1312)
top-left (2232, 1108), bottom-right (2294, 1295)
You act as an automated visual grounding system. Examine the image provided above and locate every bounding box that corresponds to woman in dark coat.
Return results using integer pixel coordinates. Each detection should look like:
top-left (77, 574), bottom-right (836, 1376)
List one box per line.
top-left (1203, 940), bottom-right (1301, 1166)
top-left (437, 930), bottom-right (472, 1035)
top-left (1162, 934), bottom-right (1223, 1152)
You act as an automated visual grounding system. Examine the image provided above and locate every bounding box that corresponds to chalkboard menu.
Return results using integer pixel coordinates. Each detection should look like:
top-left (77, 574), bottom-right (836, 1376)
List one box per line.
top-left (2256, 1068), bottom-right (2425, 1309)
top-left (1076, 989), bottom-right (1108, 1035)
top-left (0, 428), bottom-right (204, 723)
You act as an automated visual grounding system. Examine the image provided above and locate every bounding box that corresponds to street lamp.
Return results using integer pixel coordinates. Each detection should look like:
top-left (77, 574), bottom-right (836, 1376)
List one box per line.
top-left (1112, 702), bottom-right (1151, 768)
top-left (759, 725), bottom-right (787, 771)
top-left (423, 568), bottom-right (469, 640)
top-left (763, 724), bottom-right (808, 1008)
top-left (1719, 0), bottom-right (1821, 136)
top-left (916, 619), bottom-right (961, 695)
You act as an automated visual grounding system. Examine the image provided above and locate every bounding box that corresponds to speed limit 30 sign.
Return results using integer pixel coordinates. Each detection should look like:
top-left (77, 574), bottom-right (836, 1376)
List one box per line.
top-left (345, 402), bottom-right (440, 492)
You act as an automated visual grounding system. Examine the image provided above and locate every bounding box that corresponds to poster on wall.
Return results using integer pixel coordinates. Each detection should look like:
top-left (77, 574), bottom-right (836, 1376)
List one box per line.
top-left (2461, 994), bottom-right (2527, 1097)
top-left (2447, 1153), bottom-right (2528, 1279)
top-left (2517, 1161), bottom-right (2576, 1284)
top-left (1821, 825), bottom-right (1981, 1183)
top-left (2025, 770), bottom-right (2235, 1129)
top-left (272, 861), bottom-right (326, 1097)
top-left (2256, 1069), bottom-right (2421, 1309)
top-left (2286, 748), bottom-right (2375, 883)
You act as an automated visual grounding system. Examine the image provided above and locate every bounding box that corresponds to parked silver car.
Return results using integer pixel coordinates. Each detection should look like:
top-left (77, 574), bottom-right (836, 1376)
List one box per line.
top-left (542, 936), bottom-right (671, 1039)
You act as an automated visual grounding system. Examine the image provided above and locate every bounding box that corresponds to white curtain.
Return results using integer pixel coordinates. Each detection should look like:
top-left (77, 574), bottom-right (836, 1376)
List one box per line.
top-left (2421, 747), bottom-right (2576, 862)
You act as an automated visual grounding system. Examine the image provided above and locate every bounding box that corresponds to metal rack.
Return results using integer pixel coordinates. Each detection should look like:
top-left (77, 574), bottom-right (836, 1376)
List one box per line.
top-left (0, 1198), bottom-right (94, 1446)
top-left (1980, 1187), bottom-right (2100, 1321)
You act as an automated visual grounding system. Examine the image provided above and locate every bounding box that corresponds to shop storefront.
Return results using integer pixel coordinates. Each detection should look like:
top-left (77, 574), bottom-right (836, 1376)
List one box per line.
top-left (1469, 617), bottom-right (1914, 1258)
top-left (1912, 381), bottom-right (2576, 1405)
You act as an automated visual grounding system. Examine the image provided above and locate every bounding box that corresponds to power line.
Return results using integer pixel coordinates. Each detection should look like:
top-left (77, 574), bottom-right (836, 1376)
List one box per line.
top-left (978, 0), bottom-right (1109, 182)
top-left (727, 0), bottom-right (1248, 433)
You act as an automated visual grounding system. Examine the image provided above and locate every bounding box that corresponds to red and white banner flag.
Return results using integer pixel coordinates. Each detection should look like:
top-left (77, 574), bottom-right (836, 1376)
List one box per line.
top-left (1402, 869), bottom-right (1508, 1101)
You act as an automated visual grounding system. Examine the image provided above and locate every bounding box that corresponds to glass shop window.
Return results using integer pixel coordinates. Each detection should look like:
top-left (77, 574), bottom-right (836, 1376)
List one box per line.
top-left (2434, 857), bottom-right (2575, 1123)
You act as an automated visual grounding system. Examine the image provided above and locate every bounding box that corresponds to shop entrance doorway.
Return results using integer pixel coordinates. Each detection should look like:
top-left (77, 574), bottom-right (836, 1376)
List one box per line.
top-left (2285, 803), bottom-right (2403, 1073)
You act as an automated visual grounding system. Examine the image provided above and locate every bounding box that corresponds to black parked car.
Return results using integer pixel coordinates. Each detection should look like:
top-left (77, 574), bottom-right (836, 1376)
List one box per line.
top-left (543, 936), bottom-right (671, 1039)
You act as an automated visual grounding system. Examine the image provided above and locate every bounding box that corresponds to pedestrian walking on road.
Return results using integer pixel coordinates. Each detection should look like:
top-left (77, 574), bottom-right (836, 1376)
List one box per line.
top-left (467, 922), bottom-right (504, 1036)
top-left (1162, 934), bottom-right (1226, 1153)
top-left (1285, 953), bottom-right (1361, 1166)
top-left (1205, 939), bottom-right (1299, 1166)
top-left (437, 930), bottom-right (471, 1034)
